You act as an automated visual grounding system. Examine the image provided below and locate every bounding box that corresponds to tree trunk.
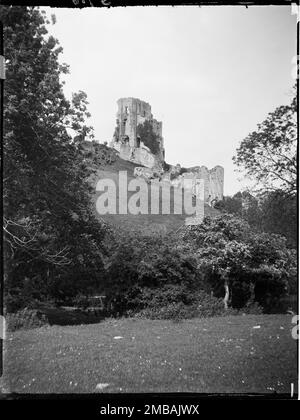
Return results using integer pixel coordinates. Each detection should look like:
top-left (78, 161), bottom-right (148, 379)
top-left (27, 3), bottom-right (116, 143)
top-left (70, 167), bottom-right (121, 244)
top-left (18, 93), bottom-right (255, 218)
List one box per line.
top-left (249, 281), bottom-right (255, 304)
top-left (223, 280), bottom-right (230, 310)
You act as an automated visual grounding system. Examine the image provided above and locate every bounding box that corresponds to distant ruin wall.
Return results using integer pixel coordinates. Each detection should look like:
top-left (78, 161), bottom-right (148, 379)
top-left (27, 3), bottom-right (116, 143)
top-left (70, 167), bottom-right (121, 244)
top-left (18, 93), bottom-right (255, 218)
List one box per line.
top-left (169, 165), bottom-right (224, 203)
top-left (116, 143), bottom-right (157, 169)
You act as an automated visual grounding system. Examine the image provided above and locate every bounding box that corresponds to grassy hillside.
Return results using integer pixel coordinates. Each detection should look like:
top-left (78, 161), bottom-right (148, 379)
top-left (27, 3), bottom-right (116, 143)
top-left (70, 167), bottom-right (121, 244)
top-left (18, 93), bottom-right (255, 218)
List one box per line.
top-left (88, 155), bottom-right (220, 235)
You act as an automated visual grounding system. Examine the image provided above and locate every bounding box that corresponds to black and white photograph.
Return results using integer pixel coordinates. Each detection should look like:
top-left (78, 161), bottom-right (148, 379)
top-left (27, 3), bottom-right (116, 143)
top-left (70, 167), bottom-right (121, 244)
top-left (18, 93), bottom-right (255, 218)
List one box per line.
top-left (0, 1), bottom-right (298, 400)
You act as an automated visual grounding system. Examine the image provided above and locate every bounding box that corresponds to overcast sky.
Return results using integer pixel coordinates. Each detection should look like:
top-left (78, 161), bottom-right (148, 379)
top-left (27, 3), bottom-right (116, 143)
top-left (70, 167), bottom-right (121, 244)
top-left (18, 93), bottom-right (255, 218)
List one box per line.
top-left (44, 6), bottom-right (297, 195)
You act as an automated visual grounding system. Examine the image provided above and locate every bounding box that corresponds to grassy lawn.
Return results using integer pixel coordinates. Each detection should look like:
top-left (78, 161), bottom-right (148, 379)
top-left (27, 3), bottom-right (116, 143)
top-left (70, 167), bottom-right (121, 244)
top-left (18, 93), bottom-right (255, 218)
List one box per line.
top-left (1, 315), bottom-right (297, 394)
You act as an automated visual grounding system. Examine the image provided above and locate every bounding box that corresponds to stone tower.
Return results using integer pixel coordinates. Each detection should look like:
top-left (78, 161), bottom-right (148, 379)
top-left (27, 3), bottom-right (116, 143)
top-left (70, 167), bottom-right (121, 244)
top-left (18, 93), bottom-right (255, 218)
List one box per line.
top-left (111, 98), bottom-right (165, 169)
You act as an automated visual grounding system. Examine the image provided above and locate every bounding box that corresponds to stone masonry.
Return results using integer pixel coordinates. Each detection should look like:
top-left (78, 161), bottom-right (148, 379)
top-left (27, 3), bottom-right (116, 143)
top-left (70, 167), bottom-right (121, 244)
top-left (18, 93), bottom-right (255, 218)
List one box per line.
top-left (110, 97), bottom-right (165, 171)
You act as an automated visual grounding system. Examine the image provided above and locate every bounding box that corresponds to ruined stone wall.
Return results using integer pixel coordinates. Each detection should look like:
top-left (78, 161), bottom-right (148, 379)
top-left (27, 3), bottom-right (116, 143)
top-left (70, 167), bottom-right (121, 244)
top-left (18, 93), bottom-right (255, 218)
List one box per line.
top-left (208, 166), bottom-right (224, 204)
top-left (169, 165), bottom-right (224, 203)
top-left (134, 147), bottom-right (157, 169)
top-left (117, 143), bottom-right (158, 170)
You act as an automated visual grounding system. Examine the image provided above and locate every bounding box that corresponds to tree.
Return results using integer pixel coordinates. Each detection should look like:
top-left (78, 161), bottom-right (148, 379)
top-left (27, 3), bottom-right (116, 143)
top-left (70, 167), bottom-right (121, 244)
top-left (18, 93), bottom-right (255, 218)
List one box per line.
top-left (1, 6), bottom-right (107, 309)
top-left (214, 194), bottom-right (243, 216)
top-left (215, 191), bottom-right (262, 232)
top-left (215, 190), bottom-right (297, 249)
top-left (181, 215), bottom-right (296, 312)
top-left (233, 86), bottom-right (297, 196)
top-left (136, 120), bottom-right (160, 155)
top-left (258, 190), bottom-right (297, 249)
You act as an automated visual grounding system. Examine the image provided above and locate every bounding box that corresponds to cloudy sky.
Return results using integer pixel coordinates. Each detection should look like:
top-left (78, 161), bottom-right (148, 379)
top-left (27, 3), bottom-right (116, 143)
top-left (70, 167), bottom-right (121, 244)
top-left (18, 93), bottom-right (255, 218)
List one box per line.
top-left (44, 6), bottom-right (297, 195)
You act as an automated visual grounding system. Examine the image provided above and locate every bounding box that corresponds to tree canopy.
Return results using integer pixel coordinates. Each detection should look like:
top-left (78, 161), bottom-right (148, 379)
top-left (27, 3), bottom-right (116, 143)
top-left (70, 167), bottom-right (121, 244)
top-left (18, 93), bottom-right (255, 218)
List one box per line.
top-left (215, 190), bottom-right (297, 249)
top-left (1, 7), bottom-right (296, 318)
top-left (136, 120), bottom-right (160, 155)
top-left (233, 86), bottom-right (297, 196)
top-left (181, 215), bottom-right (296, 311)
top-left (1, 6), bottom-right (108, 310)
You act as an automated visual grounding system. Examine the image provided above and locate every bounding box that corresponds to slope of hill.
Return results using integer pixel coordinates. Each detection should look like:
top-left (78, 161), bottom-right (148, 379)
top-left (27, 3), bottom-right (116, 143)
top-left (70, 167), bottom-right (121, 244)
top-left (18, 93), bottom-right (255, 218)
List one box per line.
top-left (88, 153), bottom-right (220, 235)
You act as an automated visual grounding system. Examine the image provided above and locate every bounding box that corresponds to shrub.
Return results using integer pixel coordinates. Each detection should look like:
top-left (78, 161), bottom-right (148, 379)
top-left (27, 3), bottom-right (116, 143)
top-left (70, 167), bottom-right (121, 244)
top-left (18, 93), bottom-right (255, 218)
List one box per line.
top-left (136, 120), bottom-right (160, 155)
top-left (130, 288), bottom-right (226, 320)
top-left (5, 290), bottom-right (43, 313)
top-left (136, 302), bottom-right (198, 321)
top-left (179, 167), bottom-right (188, 175)
top-left (170, 172), bottom-right (178, 181)
top-left (163, 161), bottom-right (171, 171)
top-left (104, 232), bottom-right (202, 316)
top-left (5, 292), bottom-right (30, 313)
top-left (82, 142), bottom-right (117, 166)
top-left (70, 294), bottom-right (90, 310)
top-left (195, 291), bottom-right (226, 317)
top-left (6, 308), bottom-right (49, 332)
top-left (236, 302), bottom-right (264, 315)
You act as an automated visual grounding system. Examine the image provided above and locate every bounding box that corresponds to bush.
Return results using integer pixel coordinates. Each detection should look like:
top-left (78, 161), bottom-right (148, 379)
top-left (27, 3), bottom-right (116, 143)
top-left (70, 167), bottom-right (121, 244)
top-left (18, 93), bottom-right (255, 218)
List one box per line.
top-left (179, 167), bottom-right (188, 175)
top-left (104, 233), bottom-right (202, 316)
top-left (130, 288), bottom-right (226, 320)
top-left (5, 292), bottom-right (29, 313)
top-left (236, 302), bottom-right (264, 315)
top-left (163, 161), bottom-right (171, 171)
top-left (5, 290), bottom-right (42, 313)
top-left (105, 217), bottom-right (296, 317)
top-left (71, 294), bottom-right (90, 310)
top-left (6, 308), bottom-right (49, 332)
top-left (135, 302), bottom-right (198, 321)
top-left (195, 291), bottom-right (227, 317)
top-left (82, 142), bottom-right (117, 166)
top-left (136, 120), bottom-right (160, 155)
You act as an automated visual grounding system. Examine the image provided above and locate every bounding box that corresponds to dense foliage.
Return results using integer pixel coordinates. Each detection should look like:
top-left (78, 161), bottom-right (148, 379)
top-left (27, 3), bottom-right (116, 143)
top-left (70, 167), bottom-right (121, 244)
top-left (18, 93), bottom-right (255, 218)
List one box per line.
top-left (81, 141), bottom-right (118, 167)
top-left (215, 190), bottom-right (297, 248)
top-left (102, 215), bottom-right (296, 316)
top-left (136, 120), bottom-right (160, 155)
top-left (2, 6), bottom-right (108, 311)
top-left (102, 232), bottom-right (201, 315)
top-left (233, 85), bottom-right (297, 196)
top-left (180, 215), bottom-right (296, 312)
top-left (2, 7), bottom-right (297, 322)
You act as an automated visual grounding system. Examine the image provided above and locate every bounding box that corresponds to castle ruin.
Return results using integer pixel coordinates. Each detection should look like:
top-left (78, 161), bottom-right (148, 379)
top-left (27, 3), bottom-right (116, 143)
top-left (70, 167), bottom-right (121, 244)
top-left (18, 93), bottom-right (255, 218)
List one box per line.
top-left (110, 97), bottom-right (224, 206)
top-left (110, 98), bottom-right (165, 171)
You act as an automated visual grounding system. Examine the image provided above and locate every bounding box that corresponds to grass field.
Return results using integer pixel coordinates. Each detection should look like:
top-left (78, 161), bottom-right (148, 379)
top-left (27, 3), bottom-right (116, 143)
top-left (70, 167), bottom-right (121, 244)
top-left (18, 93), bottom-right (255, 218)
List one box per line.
top-left (1, 315), bottom-right (297, 395)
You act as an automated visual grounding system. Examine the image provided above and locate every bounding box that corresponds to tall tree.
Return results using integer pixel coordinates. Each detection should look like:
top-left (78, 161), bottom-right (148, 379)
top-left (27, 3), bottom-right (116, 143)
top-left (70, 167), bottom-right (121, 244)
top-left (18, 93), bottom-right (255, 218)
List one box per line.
top-left (1, 6), bottom-right (107, 308)
top-left (215, 190), bottom-right (297, 249)
top-left (233, 86), bottom-right (297, 196)
top-left (181, 215), bottom-right (296, 311)
top-left (258, 190), bottom-right (297, 249)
